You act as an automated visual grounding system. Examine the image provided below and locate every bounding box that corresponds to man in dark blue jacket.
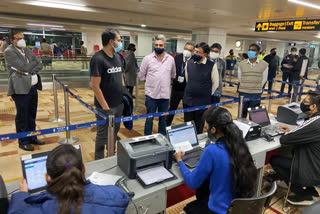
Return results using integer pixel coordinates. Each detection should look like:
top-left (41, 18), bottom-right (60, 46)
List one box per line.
top-left (167, 42), bottom-right (194, 126)
top-left (292, 48), bottom-right (309, 101)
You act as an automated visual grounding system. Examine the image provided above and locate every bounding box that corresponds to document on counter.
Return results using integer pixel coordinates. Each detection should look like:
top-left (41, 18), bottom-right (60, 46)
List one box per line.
top-left (233, 120), bottom-right (250, 138)
top-left (137, 165), bottom-right (176, 187)
top-left (173, 141), bottom-right (193, 152)
top-left (87, 172), bottom-right (122, 186)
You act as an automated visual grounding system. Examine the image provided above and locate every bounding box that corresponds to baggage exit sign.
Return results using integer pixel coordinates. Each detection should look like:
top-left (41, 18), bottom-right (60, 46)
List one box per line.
top-left (255, 19), bottom-right (320, 32)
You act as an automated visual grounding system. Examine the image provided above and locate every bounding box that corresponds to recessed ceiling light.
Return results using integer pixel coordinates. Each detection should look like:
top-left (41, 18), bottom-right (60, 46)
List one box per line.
top-left (141, 24), bottom-right (147, 28)
top-left (27, 1), bottom-right (94, 12)
top-left (0, 25), bottom-right (16, 28)
top-left (27, 23), bottom-right (64, 28)
top-left (51, 28), bottom-right (66, 31)
top-left (288, 0), bottom-right (320, 10)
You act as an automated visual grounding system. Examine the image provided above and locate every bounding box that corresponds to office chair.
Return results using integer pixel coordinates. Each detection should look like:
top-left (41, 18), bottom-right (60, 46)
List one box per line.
top-left (0, 175), bottom-right (9, 214)
top-left (226, 181), bottom-right (277, 214)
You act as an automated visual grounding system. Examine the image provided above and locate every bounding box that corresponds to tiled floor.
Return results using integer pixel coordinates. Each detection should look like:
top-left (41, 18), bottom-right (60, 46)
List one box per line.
top-left (0, 73), bottom-right (319, 213)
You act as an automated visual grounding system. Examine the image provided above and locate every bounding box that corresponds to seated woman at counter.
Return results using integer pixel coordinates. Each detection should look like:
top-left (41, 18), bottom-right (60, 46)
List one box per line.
top-left (174, 107), bottom-right (257, 214)
top-left (8, 144), bottom-right (130, 214)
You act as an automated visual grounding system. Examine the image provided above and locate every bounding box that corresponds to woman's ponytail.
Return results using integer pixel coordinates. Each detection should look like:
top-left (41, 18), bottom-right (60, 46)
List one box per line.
top-left (46, 145), bottom-right (86, 214)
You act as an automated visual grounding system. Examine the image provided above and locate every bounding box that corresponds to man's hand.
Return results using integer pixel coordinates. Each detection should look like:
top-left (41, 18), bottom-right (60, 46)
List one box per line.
top-left (173, 151), bottom-right (185, 162)
top-left (102, 106), bottom-right (110, 111)
top-left (19, 178), bottom-right (28, 192)
top-left (279, 125), bottom-right (290, 133)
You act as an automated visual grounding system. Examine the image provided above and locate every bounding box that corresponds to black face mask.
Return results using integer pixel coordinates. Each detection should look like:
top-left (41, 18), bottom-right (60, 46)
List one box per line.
top-left (300, 102), bottom-right (311, 113)
top-left (132, 48), bottom-right (136, 52)
top-left (207, 130), bottom-right (216, 142)
top-left (192, 54), bottom-right (203, 62)
top-left (230, 52), bottom-right (234, 55)
top-left (271, 52), bottom-right (276, 56)
top-left (154, 48), bottom-right (164, 55)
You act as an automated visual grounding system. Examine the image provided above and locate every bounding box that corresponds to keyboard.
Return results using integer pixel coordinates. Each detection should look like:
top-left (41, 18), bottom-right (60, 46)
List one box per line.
top-left (182, 148), bottom-right (203, 168)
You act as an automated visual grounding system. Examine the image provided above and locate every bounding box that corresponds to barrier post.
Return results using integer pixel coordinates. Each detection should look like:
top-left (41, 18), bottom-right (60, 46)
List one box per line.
top-left (295, 79), bottom-right (303, 103)
top-left (268, 79), bottom-right (275, 112)
top-left (237, 96), bottom-right (244, 118)
top-left (58, 85), bottom-right (79, 144)
top-left (107, 114), bottom-right (115, 157)
top-left (134, 76), bottom-right (139, 110)
top-left (49, 74), bottom-right (65, 123)
top-left (289, 89), bottom-right (294, 103)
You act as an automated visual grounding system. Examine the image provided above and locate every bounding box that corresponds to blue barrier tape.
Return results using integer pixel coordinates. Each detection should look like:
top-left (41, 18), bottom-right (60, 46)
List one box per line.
top-left (305, 78), bottom-right (317, 81)
top-left (55, 78), bottom-right (66, 88)
top-left (115, 99), bottom-right (238, 123)
top-left (66, 88), bottom-right (107, 120)
top-left (0, 120), bottom-right (106, 141)
top-left (223, 80), bottom-right (239, 85)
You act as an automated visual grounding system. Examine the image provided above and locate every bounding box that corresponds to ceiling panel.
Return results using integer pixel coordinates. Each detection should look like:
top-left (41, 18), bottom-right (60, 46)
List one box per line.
top-left (0, 0), bottom-right (320, 42)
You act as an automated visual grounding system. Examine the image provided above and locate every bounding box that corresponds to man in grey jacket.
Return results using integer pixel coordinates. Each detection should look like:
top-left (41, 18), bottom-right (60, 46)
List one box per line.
top-left (210, 43), bottom-right (226, 103)
top-left (4, 31), bottom-right (44, 151)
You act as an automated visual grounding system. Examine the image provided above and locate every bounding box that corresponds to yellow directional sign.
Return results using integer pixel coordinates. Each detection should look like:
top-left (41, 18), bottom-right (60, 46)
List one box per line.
top-left (255, 19), bottom-right (320, 32)
top-left (262, 22), bottom-right (269, 31)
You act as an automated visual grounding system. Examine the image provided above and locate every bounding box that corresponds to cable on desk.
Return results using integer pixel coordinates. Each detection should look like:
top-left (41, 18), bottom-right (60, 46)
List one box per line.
top-left (98, 165), bottom-right (118, 173)
top-left (131, 198), bottom-right (139, 214)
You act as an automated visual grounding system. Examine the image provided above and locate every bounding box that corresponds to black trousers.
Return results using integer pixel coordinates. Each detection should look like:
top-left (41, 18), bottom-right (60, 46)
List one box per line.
top-left (166, 89), bottom-right (184, 126)
top-left (184, 104), bottom-right (205, 134)
top-left (280, 71), bottom-right (293, 93)
top-left (11, 86), bottom-right (38, 145)
top-left (269, 155), bottom-right (313, 194)
top-left (126, 86), bottom-right (134, 96)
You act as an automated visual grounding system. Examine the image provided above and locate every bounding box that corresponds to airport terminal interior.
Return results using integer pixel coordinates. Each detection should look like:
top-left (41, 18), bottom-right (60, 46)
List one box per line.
top-left (1, 0), bottom-right (320, 213)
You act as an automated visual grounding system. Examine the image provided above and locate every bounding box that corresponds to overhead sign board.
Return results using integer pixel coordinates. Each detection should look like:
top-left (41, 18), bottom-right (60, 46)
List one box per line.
top-left (255, 19), bottom-right (320, 32)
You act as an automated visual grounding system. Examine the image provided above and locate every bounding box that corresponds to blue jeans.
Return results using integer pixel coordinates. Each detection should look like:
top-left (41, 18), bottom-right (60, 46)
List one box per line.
top-left (239, 92), bottom-right (262, 118)
top-left (144, 96), bottom-right (169, 136)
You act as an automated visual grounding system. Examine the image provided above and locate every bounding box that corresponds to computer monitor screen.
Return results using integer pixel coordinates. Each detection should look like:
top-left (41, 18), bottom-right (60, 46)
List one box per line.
top-left (249, 108), bottom-right (270, 127)
top-left (23, 156), bottom-right (48, 192)
top-left (167, 122), bottom-right (198, 146)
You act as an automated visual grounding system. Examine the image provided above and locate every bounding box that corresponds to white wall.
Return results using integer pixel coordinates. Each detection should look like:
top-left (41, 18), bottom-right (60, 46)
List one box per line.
top-left (82, 31), bottom-right (103, 55)
top-left (136, 32), bottom-right (153, 57)
top-left (177, 39), bottom-right (188, 53)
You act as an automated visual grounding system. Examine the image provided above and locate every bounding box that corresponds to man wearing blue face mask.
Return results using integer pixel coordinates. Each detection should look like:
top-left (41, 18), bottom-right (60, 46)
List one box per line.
top-left (183, 42), bottom-right (219, 134)
top-left (237, 43), bottom-right (268, 118)
top-left (90, 28), bottom-right (126, 160)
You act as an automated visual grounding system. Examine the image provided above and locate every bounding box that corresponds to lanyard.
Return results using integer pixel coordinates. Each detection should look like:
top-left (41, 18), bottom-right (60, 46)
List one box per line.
top-left (181, 61), bottom-right (185, 75)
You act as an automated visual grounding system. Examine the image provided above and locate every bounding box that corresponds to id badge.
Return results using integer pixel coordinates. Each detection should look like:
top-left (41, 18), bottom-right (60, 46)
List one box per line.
top-left (178, 76), bottom-right (184, 83)
top-left (231, 63), bottom-right (233, 67)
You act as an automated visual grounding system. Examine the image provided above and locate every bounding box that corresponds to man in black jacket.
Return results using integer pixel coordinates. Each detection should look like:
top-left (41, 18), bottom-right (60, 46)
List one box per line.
top-left (280, 47), bottom-right (298, 94)
top-left (292, 48), bottom-right (309, 101)
top-left (270, 90), bottom-right (320, 205)
top-left (166, 42), bottom-right (194, 126)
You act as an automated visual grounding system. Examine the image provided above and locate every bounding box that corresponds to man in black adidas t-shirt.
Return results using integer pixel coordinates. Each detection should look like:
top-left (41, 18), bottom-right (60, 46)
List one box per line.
top-left (90, 29), bottom-right (125, 160)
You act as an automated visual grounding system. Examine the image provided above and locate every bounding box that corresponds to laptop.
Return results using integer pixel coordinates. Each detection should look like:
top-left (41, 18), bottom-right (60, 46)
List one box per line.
top-left (248, 107), bottom-right (283, 137)
top-left (166, 121), bottom-right (203, 168)
top-left (20, 145), bottom-right (83, 194)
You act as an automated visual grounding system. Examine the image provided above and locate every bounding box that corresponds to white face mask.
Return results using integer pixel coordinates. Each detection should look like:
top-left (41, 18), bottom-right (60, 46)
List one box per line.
top-left (210, 52), bottom-right (219, 60)
top-left (17, 39), bottom-right (26, 48)
top-left (183, 50), bottom-right (191, 59)
top-left (291, 52), bottom-right (297, 55)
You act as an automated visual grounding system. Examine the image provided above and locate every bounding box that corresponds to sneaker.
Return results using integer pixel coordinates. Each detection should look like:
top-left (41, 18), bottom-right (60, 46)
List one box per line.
top-left (287, 194), bottom-right (315, 206)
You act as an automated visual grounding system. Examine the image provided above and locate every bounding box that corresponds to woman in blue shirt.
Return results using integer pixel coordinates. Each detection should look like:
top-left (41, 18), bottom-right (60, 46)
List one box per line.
top-left (174, 107), bottom-right (257, 214)
top-left (8, 144), bottom-right (130, 214)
